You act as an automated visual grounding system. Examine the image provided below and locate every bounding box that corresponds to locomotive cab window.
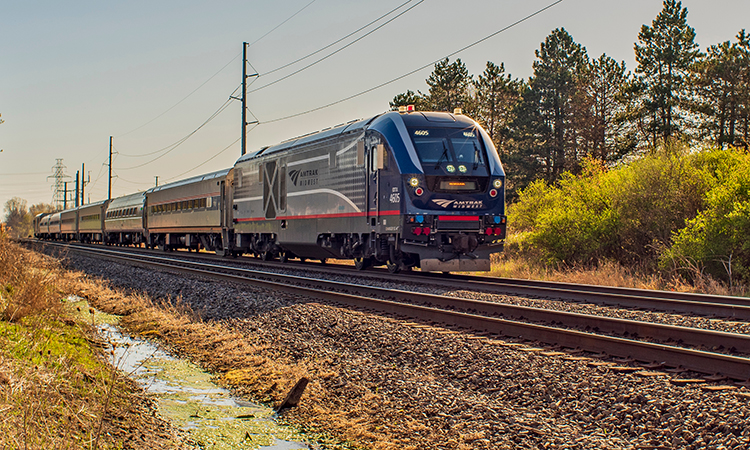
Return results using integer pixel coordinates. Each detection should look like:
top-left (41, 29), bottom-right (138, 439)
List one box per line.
top-left (409, 126), bottom-right (490, 193)
top-left (408, 127), bottom-right (489, 176)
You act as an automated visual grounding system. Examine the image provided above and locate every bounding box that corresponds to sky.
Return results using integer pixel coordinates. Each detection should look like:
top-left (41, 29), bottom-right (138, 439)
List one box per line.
top-left (2, 0), bottom-right (749, 214)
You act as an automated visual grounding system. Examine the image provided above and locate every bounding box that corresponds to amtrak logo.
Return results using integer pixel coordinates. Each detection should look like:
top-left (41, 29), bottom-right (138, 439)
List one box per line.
top-left (433, 199), bottom-right (456, 208)
top-left (432, 199), bottom-right (485, 209)
top-left (289, 169), bottom-right (301, 186)
top-left (288, 168), bottom-right (318, 187)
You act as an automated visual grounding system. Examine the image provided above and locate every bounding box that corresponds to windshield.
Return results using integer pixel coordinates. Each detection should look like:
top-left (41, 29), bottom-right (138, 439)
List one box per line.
top-left (408, 127), bottom-right (488, 175)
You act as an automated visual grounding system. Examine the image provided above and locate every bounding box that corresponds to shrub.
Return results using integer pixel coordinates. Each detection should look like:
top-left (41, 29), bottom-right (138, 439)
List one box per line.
top-left (0, 232), bottom-right (62, 321)
top-left (662, 150), bottom-right (750, 284)
top-left (508, 145), bottom-right (739, 269)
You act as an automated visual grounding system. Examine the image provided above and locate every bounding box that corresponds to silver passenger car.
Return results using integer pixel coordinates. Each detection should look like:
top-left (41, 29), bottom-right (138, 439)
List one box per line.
top-left (59, 208), bottom-right (78, 241)
top-left (47, 212), bottom-right (62, 239)
top-left (104, 193), bottom-right (145, 246)
top-left (78, 200), bottom-right (108, 243)
top-left (34, 213), bottom-right (50, 239)
top-left (146, 169), bottom-right (229, 251)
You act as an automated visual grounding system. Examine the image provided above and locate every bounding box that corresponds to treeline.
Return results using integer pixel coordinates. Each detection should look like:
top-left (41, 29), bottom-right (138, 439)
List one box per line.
top-left (391, 0), bottom-right (750, 198)
top-left (2, 198), bottom-right (55, 238)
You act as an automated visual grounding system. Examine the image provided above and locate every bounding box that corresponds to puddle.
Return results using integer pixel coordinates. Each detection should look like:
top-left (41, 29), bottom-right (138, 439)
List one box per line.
top-left (66, 297), bottom-right (311, 450)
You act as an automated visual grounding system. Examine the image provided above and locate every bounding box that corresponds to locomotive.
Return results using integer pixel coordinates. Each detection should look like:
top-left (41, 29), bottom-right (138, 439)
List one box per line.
top-left (34, 108), bottom-right (507, 273)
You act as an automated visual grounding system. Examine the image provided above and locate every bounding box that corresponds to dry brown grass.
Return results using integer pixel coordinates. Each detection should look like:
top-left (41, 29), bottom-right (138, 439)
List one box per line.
top-left (0, 234), bottom-right (185, 449)
top-left (490, 251), bottom-right (748, 297)
top-left (0, 234), bottom-right (66, 322)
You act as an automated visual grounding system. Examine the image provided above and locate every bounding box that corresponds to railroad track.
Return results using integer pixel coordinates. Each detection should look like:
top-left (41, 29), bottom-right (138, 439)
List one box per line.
top-left (31, 238), bottom-right (750, 317)
top-left (33, 240), bottom-right (750, 381)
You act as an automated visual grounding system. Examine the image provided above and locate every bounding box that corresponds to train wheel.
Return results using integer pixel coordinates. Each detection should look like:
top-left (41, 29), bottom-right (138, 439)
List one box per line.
top-left (215, 247), bottom-right (227, 257)
top-left (354, 256), bottom-right (371, 271)
top-left (279, 251), bottom-right (290, 263)
top-left (262, 251), bottom-right (274, 261)
top-left (386, 261), bottom-right (401, 274)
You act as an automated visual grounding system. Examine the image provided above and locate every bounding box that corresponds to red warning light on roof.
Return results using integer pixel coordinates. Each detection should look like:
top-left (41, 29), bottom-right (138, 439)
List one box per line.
top-left (407, 104), bottom-right (415, 112)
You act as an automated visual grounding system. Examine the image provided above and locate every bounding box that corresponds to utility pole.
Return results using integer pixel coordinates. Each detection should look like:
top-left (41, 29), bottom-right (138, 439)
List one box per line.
top-left (155, 176), bottom-right (159, 187)
top-left (241, 42), bottom-right (248, 156)
top-left (81, 163), bottom-right (87, 206)
top-left (63, 181), bottom-right (68, 209)
top-left (232, 42), bottom-right (258, 157)
top-left (75, 171), bottom-right (80, 207)
top-left (108, 136), bottom-right (113, 201)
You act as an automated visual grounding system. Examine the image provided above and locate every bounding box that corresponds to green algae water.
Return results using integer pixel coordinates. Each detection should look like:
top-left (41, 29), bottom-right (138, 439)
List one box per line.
top-left (68, 298), bottom-right (311, 449)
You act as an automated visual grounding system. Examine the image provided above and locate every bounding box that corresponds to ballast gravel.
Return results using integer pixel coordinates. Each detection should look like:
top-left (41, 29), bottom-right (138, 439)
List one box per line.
top-left (64, 252), bottom-right (750, 450)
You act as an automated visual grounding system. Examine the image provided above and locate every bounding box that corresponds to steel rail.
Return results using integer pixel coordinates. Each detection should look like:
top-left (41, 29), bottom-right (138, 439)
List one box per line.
top-left (55, 243), bottom-right (750, 381)
top-left (32, 239), bottom-right (750, 316)
top-left (406, 271), bottom-right (750, 307)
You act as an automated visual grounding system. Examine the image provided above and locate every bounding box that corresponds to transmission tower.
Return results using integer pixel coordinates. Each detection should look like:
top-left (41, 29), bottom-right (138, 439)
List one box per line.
top-left (48, 159), bottom-right (71, 210)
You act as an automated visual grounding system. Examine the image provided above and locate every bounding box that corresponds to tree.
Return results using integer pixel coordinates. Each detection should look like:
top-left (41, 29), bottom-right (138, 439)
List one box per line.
top-left (389, 58), bottom-right (473, 113)
top-left (389, 89), bottom-right (428, 110)
top-left (473, 61), bottom-right (522, 156)
top-left (3, 197), bottom-right (30, 238)
top-left (632, 0), bottom-right (701, 146)
top-left (511, 28), bottom-right (589, 191)
top-left (424, 58), bottom-right (473, 113)
top-left (29, 202), bottom-right (56, 219)
top-left (577, 54), bottom-right (635, 163)
top-left (692, 30), bottom-right (750, 149)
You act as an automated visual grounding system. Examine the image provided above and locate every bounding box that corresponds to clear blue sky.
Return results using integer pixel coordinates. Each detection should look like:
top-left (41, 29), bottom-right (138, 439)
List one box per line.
top-left (2, 0), bottom-right (749, 213)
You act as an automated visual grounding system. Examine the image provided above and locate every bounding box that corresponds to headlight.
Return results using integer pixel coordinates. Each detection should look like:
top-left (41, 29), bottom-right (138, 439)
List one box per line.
top-left (493, 179), bottom-right (503, 189)
top-left (409, 177), bottom-right (419, 187)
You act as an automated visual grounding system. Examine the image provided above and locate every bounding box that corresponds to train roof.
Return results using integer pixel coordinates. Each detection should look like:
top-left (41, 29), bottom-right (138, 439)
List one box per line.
top-left (107, 192), bottom-right (146, 208)
top-left (147, 168), bottom-right (230, 193)
top-left (236, 117), bottom-right (372, 164)
top-left (235, 111), bottom-right (477, 164)
top-left (79, 200), bottom-right (108, 208)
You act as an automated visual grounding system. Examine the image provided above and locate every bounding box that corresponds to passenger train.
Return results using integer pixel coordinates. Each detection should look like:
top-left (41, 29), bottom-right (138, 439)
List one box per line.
top-left (34, 108), bottom-right (507, 273)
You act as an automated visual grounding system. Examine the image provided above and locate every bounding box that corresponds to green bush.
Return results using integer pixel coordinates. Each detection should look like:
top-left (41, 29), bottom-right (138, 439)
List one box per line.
top-left (508, 145), bottom-right (742, 269)
top-left (662, 150), bottom-right (750, 283)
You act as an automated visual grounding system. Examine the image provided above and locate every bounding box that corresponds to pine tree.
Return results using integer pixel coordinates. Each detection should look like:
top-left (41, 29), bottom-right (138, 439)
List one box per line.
top-left (633, 0), bottom-right (701, 145)
top-left (473, 61), bottom-right (522, 156)
top-left (512, 28), bottom-right (588, 187)
top-left (693, 30), bottom-right (750, 149)
top-left (389, 90), bottom-right (427, 110)
top-left (578, 54), bottom-right (634, 163)
top-left (424, 58), bottom-right (473, 113)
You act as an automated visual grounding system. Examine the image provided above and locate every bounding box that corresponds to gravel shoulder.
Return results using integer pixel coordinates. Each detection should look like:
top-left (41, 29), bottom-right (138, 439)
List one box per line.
top-left (65, 252), bottom-right (750, 450)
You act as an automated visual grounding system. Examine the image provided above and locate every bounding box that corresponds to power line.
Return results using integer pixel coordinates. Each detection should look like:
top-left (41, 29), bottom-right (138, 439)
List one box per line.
top-left (261, 0), bottom-right (565, 124)
top-left (117, 53), bottom-right (242, 139)
top-left (249, 0), bottom-right (424, 94)
top-left (246, 0), bottom-right (319, 49)
top-left (260, 0), bottom-right (413, 78)
top-left (117, 96), bottom-right (235, 169)
top-left (0, 171), bottom-right (49, 176)
top-left (165, 132), bottom-right (246, 182)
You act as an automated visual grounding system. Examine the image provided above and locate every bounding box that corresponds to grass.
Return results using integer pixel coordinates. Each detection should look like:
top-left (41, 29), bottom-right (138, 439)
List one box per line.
top-left (0, 232), bottom-right (183, 449)
top-left (488, 237), bottom-right (748, 297)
